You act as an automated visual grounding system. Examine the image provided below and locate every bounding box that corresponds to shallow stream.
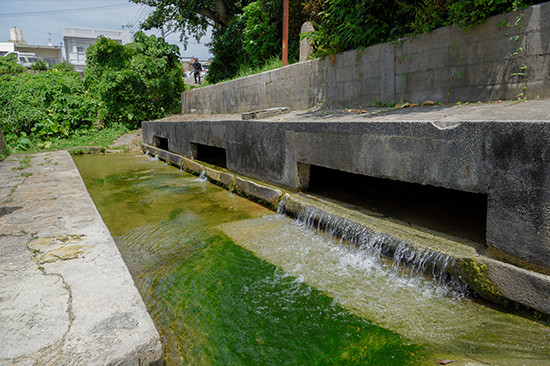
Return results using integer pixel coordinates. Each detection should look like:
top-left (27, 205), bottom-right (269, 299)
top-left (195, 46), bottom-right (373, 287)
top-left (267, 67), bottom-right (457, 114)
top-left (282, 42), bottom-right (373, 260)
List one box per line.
top-left (74, 153), bottom-right (550, 365)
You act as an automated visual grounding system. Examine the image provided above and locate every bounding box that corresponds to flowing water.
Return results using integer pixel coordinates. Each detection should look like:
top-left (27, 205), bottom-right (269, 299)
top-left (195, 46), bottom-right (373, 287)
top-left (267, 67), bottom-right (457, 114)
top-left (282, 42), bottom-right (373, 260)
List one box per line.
top-left (74, 153), bottom-right (550, 365)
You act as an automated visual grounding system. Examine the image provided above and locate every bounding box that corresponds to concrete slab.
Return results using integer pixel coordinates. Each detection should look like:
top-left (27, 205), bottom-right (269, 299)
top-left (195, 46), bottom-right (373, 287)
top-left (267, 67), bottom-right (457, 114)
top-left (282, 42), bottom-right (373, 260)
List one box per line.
top-left (0, 151), bottom-right (162, 365)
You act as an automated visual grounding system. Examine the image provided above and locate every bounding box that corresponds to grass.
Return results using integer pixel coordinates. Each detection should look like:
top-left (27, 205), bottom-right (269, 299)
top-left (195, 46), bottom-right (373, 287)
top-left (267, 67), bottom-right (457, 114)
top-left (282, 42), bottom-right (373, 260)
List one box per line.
top-left (11, 156), bottom-right (31, 170)
top-left (8, 124), bottom-right (131, 155)
top-left (199, 57), bottom-right (284, 88)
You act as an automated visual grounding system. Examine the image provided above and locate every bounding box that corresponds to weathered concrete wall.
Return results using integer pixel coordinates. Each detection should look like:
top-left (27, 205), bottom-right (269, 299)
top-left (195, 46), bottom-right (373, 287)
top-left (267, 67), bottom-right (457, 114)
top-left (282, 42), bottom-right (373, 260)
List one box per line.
top-left (182, 2), bottom-right (550, 113)
top-left (142, 120), bottom-right (550, 276)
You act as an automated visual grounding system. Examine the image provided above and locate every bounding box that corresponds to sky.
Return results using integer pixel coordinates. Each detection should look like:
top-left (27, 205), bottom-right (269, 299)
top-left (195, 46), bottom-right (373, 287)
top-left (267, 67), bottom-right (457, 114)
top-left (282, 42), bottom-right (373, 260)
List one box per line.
top-left (0, 0), bottom-right (213, 59)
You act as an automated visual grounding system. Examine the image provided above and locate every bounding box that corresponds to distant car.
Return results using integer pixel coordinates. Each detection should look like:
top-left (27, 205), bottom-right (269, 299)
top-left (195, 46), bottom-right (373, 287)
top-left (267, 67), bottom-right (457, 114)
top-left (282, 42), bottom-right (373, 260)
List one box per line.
top-left (4, 51), bottom-right (38, 68)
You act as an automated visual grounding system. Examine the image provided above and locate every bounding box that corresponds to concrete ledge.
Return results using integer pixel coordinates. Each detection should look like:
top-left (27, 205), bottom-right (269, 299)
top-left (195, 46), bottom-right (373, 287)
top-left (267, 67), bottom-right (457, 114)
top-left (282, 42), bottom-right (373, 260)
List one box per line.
top-left (485, 258), bottom-right (550, 314)
top-left (144, 145), bottom-right (282, 209)
top-left (205, 166), bottom-right (234, 188)
top-left (234, 177), bottom-right (283, 209)
top-left (0, 151), bottom-right (162, 364)
top-left (242, 107), bottom-right (290, 120)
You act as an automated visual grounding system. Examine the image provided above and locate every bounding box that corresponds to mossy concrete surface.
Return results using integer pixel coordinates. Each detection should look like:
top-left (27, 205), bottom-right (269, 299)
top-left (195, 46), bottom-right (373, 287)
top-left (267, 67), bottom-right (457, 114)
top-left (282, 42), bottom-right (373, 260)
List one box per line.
top-left (0, 151), bottom-right (162, 364)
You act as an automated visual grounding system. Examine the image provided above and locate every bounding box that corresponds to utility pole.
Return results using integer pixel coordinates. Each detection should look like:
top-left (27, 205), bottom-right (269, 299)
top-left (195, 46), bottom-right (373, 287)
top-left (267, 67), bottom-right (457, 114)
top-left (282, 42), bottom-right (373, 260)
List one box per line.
top-left (282, 0), bottom-right (288, 66)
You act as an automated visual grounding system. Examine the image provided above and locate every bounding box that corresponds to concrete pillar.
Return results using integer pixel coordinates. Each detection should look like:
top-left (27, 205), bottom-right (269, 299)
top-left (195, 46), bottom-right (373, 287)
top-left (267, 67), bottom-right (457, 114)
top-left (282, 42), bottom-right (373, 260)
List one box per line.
top-left (299, 22), bottom-right (315, 63)
top-left (379, 44), bottom-right (395, 103)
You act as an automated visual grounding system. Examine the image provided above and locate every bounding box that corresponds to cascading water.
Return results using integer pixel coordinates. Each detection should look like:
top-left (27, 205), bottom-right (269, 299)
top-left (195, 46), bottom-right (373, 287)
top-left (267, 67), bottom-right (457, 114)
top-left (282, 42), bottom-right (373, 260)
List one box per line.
top-left (74, 153), bottom-right (550, 365)
top-left (195, 170), bottom-right (207, 182)
top-left (282, 203), bottom-right (470, 297)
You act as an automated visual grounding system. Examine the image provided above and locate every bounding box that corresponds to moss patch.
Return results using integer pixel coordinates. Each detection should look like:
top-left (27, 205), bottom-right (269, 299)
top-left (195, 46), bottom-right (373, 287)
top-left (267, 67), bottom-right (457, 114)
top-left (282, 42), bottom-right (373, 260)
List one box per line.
top-left (458, 258), bottom-right (504, 304)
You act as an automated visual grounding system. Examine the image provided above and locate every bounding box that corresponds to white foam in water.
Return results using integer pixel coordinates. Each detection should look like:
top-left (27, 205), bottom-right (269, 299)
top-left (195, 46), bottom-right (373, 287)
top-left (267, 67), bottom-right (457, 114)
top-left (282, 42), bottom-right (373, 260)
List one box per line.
top-left (147, 154), bottom-right (159, 161)
top-left (195, 170), bottom-right (207, 182)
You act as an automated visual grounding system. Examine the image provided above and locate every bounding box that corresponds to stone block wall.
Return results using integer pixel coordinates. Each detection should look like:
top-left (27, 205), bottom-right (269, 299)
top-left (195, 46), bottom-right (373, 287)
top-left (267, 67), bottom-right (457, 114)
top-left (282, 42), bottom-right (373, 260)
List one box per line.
top-left (182, 2), bottom-right (550, 113)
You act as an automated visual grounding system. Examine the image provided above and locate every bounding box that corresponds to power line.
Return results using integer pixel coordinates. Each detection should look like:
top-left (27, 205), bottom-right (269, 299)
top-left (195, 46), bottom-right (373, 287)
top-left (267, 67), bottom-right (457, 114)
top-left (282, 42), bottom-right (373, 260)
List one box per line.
top-left (0, 4), bottom-right (133, 17)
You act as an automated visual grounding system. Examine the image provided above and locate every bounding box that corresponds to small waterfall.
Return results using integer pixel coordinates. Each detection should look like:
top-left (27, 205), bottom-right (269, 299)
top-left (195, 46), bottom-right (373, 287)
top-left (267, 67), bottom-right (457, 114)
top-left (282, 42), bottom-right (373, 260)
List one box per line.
top-left (195, 170), bottom-right (207, 182)
top-left (286, 204), bottom-right (470, 297)
top-left (293, 205), bottom-right (384, 260)
top-left (391, 242), bottom-right (470, 297)
top-left (276, 196), bottom-right (287, 216)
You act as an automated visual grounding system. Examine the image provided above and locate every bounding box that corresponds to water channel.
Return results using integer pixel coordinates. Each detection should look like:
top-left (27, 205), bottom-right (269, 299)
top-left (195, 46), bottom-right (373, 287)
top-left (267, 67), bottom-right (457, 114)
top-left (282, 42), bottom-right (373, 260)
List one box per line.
top-left (74, 153), bottom-right (550, 365)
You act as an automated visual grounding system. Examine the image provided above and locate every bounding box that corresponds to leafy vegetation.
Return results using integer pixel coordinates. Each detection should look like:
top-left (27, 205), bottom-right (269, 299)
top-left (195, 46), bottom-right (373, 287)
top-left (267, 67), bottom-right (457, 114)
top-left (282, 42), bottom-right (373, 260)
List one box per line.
top-left (0, 53), bottom-right (25, 76)
top-left (134, 0), bottom-right (305, 84)
top-left (135, 0), bottom-right (542, 85)
top-left (0, 31), bottom-right (183, 154)
top-left (303, 0), bottom-right (545, 57)
top-left (0, 70), bottom-right (98, 151)
top-left (85, 31), bottom-right (184, 129)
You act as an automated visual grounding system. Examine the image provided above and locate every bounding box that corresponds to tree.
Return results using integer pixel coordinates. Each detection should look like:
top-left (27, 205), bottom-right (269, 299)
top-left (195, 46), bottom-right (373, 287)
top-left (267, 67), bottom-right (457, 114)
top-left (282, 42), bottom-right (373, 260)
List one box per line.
top-left (133, 0), bottom-right (305, 84)
top-left (85, 31), bottom-right (184, 128)
top-left (130, 0), bottom-right (249, 47)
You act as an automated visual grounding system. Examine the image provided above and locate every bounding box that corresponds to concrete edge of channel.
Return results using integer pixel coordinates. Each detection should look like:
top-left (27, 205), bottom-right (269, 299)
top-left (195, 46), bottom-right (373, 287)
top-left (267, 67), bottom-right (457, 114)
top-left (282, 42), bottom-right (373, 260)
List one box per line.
top-left (143, 143), bottom-right (550, 317)
top-left (0, 150), bottom-right (163, 364)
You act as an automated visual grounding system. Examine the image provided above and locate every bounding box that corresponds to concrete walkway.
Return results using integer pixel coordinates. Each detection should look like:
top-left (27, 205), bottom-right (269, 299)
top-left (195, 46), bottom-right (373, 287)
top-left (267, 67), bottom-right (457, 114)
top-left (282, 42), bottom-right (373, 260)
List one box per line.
top-left (0, 151), bottom-right (162, 365)
top-left (158, 98), bottom-right (550, 123)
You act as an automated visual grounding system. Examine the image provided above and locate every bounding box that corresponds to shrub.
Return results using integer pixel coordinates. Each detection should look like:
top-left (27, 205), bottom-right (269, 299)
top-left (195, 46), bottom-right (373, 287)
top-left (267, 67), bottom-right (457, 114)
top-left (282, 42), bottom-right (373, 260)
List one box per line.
top-left (31, 60), bottom-right (49, 71)
top-left (0, 53), bottom-right (25, 76)
top-left (85, 31), bottom-right (184, 129)
top-left (0, 70), bottom-right (97, 145)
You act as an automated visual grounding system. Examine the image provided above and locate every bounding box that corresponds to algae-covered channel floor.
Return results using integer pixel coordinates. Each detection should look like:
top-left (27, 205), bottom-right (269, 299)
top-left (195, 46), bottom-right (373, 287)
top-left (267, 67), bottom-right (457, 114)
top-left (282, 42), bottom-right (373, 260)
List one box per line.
top-left (74, 153), bottom-right (550, 365)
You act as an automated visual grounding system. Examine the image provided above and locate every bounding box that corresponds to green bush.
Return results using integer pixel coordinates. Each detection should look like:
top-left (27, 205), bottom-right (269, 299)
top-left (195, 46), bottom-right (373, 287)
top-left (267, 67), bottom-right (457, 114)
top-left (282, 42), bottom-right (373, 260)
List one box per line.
top-left (240, 1), bottom-right (281, 67)
top-left (207, 17), bottom-right (247, 84)
top-left (51, 60), bottom-right (75, 72)
top-left (31, 60), bottom-right (49, 71)
top-left (0, 53), bottom-right (25, 76)
top-left (85, 31), bottom-right (184, 129)
top-left (0, 69), bottom-right (97, 147)
top-left (207, 0), bottom-right (305, 84)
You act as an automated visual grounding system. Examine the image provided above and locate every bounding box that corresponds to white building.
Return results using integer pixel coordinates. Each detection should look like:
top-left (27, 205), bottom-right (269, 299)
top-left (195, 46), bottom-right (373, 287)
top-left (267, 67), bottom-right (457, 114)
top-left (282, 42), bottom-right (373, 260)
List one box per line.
top-left (0, 27), bottom-right (62, 66)
top-left (63, 27), bottom-right (131, 72)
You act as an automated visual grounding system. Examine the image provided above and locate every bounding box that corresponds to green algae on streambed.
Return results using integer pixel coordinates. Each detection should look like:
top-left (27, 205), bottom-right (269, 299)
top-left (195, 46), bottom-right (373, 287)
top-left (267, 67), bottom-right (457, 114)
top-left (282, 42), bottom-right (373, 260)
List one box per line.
top-left (74, 153), bottom-right (550, 365)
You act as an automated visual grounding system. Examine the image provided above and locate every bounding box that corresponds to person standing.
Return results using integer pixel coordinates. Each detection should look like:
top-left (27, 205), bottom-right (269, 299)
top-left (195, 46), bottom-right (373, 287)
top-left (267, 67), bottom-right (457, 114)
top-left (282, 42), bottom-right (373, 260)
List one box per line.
top-left (192, 57), bottom-right (202, 84)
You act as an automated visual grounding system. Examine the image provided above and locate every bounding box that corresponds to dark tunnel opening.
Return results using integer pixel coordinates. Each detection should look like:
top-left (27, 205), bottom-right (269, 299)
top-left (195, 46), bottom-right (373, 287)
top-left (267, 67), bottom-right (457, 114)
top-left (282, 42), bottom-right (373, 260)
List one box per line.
top-left (306, 165), bottom-right (487, 244)
top-left (193, 143), bottom-right (227, 168)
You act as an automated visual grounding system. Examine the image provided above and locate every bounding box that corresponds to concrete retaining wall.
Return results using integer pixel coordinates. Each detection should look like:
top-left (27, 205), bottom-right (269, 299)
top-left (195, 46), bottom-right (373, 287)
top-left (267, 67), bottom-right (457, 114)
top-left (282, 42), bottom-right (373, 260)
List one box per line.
top-left (182, 2), bottom-right (550, 113)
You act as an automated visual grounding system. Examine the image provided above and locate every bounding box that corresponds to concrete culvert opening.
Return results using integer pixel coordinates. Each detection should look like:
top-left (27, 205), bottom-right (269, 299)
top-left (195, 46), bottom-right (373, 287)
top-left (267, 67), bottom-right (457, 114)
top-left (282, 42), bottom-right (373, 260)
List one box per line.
top-left (192, 143), bottom-right (227, 168)
top-left (153, 136), bottom-right (169, 150)
top-left (305, 165), bottom-right (488, 245)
